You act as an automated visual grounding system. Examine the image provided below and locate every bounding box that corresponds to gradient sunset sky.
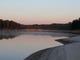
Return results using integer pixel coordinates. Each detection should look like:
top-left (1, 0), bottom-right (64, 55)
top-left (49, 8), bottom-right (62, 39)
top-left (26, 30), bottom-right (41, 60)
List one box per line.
top-left (0, 0), bottom-right (80, 24)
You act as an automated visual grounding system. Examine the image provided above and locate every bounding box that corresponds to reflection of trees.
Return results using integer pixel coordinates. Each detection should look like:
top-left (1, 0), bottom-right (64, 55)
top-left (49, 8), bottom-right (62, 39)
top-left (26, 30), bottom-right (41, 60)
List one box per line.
top-left (0, 30), bottom-right (22, 40)
top-left (0, 35), bottom-right (16, 40)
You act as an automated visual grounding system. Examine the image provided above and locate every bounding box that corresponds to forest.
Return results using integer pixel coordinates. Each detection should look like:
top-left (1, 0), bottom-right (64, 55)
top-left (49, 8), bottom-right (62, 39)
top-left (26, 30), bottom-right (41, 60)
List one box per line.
top-left (0, 19), bottom-right (27, 30)
top-left (0, 18), bottom-right (80, 30)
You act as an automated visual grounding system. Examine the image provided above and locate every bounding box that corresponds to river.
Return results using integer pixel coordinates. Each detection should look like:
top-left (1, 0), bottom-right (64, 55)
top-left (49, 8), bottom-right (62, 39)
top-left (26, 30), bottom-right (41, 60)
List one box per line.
top-left (0, 30), bottom-right (74, 60)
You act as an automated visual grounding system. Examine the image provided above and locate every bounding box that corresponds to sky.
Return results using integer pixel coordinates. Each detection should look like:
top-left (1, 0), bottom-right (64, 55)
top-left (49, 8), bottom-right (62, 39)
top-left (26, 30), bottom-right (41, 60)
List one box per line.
top-left (0, 0), bottom-right (80, 24)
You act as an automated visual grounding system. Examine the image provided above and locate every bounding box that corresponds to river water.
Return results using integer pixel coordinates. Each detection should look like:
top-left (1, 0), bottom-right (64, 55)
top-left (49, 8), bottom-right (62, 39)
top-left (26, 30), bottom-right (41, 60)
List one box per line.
top-left (0, 30), bottom-right (73, 60)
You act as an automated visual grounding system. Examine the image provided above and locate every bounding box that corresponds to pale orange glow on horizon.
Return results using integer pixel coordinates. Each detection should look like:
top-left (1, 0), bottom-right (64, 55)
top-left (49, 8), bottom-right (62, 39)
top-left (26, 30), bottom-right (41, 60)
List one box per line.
top-left (0, 0), bottom-right (80, 24)
top-left (0, 15), bottom-right (79, 24)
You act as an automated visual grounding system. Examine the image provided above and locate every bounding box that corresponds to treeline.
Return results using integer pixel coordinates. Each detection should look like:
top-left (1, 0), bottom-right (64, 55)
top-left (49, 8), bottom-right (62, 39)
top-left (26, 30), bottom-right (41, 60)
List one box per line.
top-left (0, 19), bottom-right (70, 30)
top-left (70, 18), bottom-right (80, 30)
top-left (0, 18), bottom-right (80, 30)
top-left (26, 18), bottom-right (80, 30)
top-left (0, 19), bottom-right (27, 30)
top-left (26, 24), bottom-right (70, 30)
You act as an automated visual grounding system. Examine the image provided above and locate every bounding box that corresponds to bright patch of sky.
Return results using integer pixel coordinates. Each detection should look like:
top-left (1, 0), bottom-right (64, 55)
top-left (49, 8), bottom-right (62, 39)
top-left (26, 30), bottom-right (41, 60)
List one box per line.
top-left (0, 0), bottom-right (80, 24)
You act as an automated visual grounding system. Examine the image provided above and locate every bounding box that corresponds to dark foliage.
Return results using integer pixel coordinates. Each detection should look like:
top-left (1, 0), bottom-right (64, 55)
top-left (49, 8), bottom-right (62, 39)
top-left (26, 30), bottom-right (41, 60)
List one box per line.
top-left (70, 18), bottom-right (80, 30)
top-left (1, 18), bottom-right (80, 30)
top-left (26, 23), bottom-right (70, 30)
top-left (0, 19), bottom-right (27, 30)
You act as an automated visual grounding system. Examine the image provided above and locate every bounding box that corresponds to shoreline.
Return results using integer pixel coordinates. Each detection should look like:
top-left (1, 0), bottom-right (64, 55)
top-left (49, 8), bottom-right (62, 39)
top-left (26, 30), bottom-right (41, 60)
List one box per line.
top-left (24, 35), bottom-right (80, 60)
top-left (24, 42), bottom-right (80, 60)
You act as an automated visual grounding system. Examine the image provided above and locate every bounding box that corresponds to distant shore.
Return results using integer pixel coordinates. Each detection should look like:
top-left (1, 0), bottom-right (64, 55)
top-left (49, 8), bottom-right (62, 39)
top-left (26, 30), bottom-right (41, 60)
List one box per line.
top-left (0, 29), bottom-right (79, 33)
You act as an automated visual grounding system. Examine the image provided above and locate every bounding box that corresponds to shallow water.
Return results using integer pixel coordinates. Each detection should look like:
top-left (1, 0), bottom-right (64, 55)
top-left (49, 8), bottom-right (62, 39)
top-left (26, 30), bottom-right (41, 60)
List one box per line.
top-left (0, 30), bottom-right (72, 60)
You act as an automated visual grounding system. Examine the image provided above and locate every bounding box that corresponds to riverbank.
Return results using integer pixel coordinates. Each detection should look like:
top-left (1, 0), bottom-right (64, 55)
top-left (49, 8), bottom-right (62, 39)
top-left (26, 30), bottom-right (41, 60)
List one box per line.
top-left (24, 43), bottom-right (80, 60)
top-left (24, 35), bottom-right (80, 60)
top-left (56, 35), bottom-right (80, 44)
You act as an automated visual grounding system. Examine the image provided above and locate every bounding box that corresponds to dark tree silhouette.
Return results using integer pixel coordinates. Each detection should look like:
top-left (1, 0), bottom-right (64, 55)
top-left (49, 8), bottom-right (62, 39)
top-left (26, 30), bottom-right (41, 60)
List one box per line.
top-left (71, 18), bottom-right (80, 30)
top-left (0, 19), bottom-right (27, 30)
top-left (1, 18), bottom-right (80, 30)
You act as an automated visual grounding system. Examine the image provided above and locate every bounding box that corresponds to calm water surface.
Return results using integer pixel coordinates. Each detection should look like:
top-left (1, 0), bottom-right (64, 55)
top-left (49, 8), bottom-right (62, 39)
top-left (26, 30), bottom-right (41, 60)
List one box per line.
top-left (0, 30), bottom-right (73, 60)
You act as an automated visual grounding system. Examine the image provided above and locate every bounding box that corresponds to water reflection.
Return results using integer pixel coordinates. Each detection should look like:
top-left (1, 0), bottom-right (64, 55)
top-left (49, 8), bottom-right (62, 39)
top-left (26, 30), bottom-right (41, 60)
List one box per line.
top-left (0, 30), bottom-right (76, 60)
top-left (0, 30), bottom-right (76, 40)
top-left (0, 30), bottom-right (22, 40)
